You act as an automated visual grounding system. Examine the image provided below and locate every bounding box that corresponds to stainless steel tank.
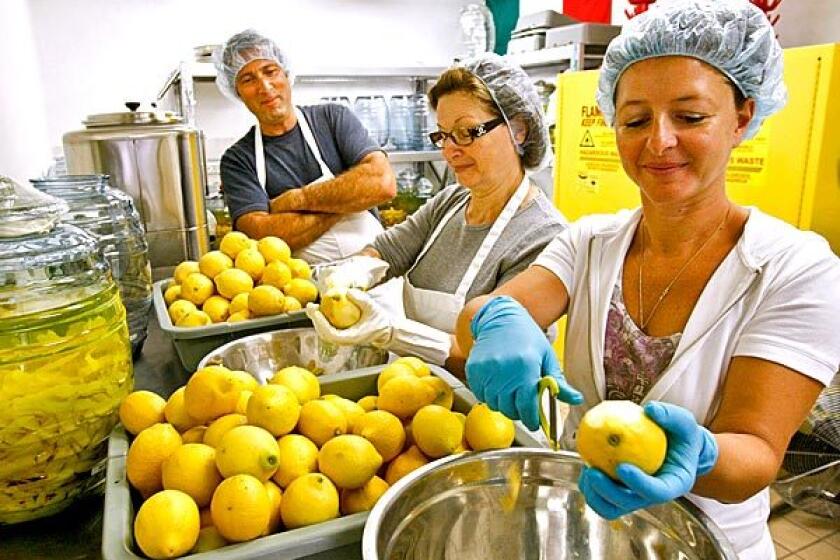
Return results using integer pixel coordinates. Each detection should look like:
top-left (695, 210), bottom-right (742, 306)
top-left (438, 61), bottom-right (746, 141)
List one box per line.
top-left (63, 106), bottom-right (210, 274)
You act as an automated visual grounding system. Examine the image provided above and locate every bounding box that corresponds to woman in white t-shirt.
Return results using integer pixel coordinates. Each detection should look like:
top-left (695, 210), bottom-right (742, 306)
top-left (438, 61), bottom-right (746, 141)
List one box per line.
top-left (455, 1), bottom-right (840, 558)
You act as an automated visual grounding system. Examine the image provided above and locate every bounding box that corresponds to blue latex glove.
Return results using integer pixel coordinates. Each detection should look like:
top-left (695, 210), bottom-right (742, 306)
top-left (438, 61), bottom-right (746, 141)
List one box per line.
top-left (466, 296), bottom-right (583, 430)
top-left (578, 401), bottom-right (719, 520)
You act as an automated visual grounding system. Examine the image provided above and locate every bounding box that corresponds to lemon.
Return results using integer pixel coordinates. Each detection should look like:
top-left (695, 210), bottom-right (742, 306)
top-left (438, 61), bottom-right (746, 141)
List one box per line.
top-left (163, 284), bottom-right (182, 306)
top-left (126, 423), bottom-right (183, 498)
top-left (357, 395), bottom-right (377, 412)
top-left (173, 260), bottom-right (200, 285)
top-left (421, 376), bottom-right (454, 409)
top-left (229, 369), bottom-right (260, 391)
top-left (201, 295), bottom-right (230, 323)
top-left (322, 394), bottom-right (365, 431)
top-left (269, 366), bottom-right (320, 404)
top-left (216, 425), bottom-right (280, 481)
top-left (280, 473), bottom-right (339, 529)
top-left (161, 443), bottom-right (222, 508)
top-left (219, 231), bottom-right (251, 259)
top-left (211, 474), bottom-right (271, 542)
top-left (258, 236), bottom-right (291, 263)
top-left (318, 434), bottom-right (383, 489)
top-left (119, 390), bottom-right (166, 436)
top-left (191, 526), bottom-right (227, 553)
top-left (203, 413), bottom-right (248, 447)
top-left (576, 400), bottom-right (667, 480)
top-left (183, 365), bottom-right (253, 424)
top-left (235, 390), bottom-right (252, 414)
top-left (214, 268), bottom-right (254, 299)
top-left (376, 362), bottom-right (416, 393)
top-left (377, 375), bottom-right (436, 419)
top-left (340, 476), bottom-right (389, 515)
top-left (283, 278), bottom-right (318, 305)
top-left (261, 260), bottom-right (293, 289)
top-left (199, 250), bottom-right (234, 279)
top-left (248, 284), bottom-right (286, 316)
top-left (228, 292), bottom-right (250, 314)
top-left (181, 426), bottom-right (207, 444)
top-left (228, 310), bottom-right (251, 322)
top-left (297, 399), bottom-right (347, 447)
top-left (392, 356), bottom-right (431, 377)
top-left (384, 445), bottom-right (429, 486)
top-left (453, 412), bottom-right (470, 452)
top-left (284, 296), bottom-right (302, 312)
top-left (464, 403), bottom-right (515, 451)
top-left (412, 405), bottom-right (463, 458)
top-left (176, 309), bottom-right (212, 327)
top-left (320, 287), bottom-right (362, 329)
top-left (168, 299), bottom-right (196, 325)
top-left (273, 434), bottom-right (320, 488)
top-left (235, 248), bottom-right (266, 281)
top-left (287, 257), bottom-right (312, 279)
top-left (352, 410), bottom-right (406, 462)
top-left (181, 272), bottom-right (215, 306)
top-left (134, 489), bottom-right (200, 559)
top-left (263, 480), bottom-right (284, 535)
top-left (246, 384), bottom-right (301, 437)
top-left (163, 387), bottom-right (201, 432)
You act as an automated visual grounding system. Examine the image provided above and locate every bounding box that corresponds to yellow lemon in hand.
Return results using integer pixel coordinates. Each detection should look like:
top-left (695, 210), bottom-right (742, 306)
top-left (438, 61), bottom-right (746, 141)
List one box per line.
top-left (119, 390), bottom-right (166, 436)
top-left (173, 260), bottom-right (200, 285)
top-left (464, 403), bottom-right (515, 451)
top-left (198, 250), bottom-right (233, 279)
top-left (283, 278), bottom-right (318, 306)
top-left (219, 231), bottom-right (251, 259)
top-left (280, 473), bottom-right (339, 529)
top-left (576, 400), bottom-right (667, 480)
top-left (214, 268), bottom-right (254, 299)
top-left (320, 287), bottom-right (362, 329)
top-left (134, 489), bottom-right (200, 559)
top-left (216, 425), bottom-right (280, 481)
top-left (257, 236), bottom-right (291, 263)
top-left (211, 474), bottom-right (271, 542)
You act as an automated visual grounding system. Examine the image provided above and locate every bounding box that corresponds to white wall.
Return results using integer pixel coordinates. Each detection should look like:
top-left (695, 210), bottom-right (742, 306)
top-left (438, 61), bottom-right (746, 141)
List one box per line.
top-left (24, 0), bottom-right (475, 155)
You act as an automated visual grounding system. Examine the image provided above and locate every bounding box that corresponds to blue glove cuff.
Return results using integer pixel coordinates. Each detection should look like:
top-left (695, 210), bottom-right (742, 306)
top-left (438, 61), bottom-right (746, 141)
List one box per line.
top-left (696, 427), bottom-right (719, 476)
top-left (470, 295), bottom-right (517, 337)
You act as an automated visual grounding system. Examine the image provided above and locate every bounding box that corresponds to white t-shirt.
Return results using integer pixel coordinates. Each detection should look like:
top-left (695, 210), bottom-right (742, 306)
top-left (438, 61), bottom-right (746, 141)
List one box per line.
top-left (534, 207), bottom-right (840, 560)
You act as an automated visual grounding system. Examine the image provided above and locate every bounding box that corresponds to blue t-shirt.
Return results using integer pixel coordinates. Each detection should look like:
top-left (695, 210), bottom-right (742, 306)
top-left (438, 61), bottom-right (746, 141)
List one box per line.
top-left (220, 103), bottom-right (380, 223)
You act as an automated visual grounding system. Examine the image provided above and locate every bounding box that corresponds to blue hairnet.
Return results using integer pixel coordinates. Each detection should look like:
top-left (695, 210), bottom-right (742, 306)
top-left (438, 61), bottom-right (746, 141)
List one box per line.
top-left (597, 0), bottom-right (786, 139)
top-left (213, 29), bottom-right (294, 102)
top-left (459, 53), bottom-right (551, 172)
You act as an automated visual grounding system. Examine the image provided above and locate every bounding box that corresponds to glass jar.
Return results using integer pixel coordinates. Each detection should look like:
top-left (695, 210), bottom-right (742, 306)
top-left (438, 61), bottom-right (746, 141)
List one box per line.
top-left (0, 176), bottom-right (133, 524)
top-left (206, 191), bottom-right (232, 249)
top-left (30, 175), bottom-right (152, 356)
top-left (389, 95), bottom-right (413, 151)
top-left (354, 95), bottom-right (390, 147)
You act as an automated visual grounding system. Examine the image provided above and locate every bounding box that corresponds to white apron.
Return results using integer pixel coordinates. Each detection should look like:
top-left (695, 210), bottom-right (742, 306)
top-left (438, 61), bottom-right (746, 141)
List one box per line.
top-left (255, 106), bottom-right (383, 264)
top-left (403, 174), bottom-right (531, 334)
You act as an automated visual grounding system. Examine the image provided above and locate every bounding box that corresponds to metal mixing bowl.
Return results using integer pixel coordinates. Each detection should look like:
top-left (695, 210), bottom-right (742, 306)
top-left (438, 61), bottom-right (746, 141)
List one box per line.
top-left (197, 327), bottom-right (388, 383)
top-left (363, 448), bottom-right (736, 560)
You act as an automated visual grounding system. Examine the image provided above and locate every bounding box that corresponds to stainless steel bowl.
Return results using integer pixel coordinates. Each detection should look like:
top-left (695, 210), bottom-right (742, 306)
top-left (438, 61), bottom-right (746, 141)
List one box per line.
top-left (363, 448), bottom-right (736, 560)
top-left (197, 327), bottom-right (388, 383)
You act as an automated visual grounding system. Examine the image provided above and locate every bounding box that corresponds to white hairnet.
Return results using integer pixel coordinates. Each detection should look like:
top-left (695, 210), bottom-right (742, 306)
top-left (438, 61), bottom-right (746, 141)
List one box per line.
top-left (213, 29), bottom-right (294, 102)
top-left (597, 0), bottom-right (786, 139)
top-left (459, 53), bottom-right (551, 172)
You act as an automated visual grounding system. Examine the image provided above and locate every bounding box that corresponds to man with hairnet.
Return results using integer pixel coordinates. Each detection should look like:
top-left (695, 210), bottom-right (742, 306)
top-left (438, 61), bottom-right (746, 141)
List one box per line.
top-left (304, 53), bottom-right (566, 372)
top-left (455, 1), bottom-right (840, 559)
top-left (214, 29), bottom-right (395, 263)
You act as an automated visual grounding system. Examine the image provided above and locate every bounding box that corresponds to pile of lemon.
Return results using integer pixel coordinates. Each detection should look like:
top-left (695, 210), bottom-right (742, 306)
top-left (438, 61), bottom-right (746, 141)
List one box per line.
top-left (118, 357), bottom-right (516, 559)
top-left (165, 231), bottom-right (318, 327)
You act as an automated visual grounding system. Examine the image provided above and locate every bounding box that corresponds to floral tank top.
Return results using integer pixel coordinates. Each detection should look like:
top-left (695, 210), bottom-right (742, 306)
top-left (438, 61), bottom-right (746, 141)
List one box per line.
top-left (603, 279), bottom-right (682, 403)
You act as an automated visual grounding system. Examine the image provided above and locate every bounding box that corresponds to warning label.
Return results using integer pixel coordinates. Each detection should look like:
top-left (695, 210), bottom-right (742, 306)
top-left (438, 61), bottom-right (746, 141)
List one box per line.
top-left (726, 130), bottom-right (769, 190)
top-left (573, 104), bottom-right (623, 174)
top-left (579, 130), bottom-right (595, 148)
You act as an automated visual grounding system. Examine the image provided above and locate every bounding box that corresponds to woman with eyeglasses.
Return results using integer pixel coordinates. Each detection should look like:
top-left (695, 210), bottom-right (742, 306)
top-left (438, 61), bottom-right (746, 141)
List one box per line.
top-left (305, 53), bottom-right (566, 373)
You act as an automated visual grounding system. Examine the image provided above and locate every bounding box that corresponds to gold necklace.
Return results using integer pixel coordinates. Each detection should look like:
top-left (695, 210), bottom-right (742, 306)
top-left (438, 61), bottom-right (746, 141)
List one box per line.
top-left (638, 205), bottom-right (732, 331)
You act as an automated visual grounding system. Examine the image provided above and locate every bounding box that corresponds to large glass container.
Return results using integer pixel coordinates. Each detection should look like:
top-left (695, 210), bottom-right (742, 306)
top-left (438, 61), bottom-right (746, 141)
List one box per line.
top-left (0, 176), bottom-right (133, 524)
top-left (31, 175), bottom-right (152, 356)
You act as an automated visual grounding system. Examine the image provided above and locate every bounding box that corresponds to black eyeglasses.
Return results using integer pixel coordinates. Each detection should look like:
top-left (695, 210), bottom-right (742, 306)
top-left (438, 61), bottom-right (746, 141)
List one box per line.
top-left (428, 117), bottom-right (506, 148)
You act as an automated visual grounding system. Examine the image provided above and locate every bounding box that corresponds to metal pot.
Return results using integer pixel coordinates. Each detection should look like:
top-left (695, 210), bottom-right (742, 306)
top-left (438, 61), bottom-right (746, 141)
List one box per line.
top-left (62, 105), bottom-right (209, 273)
top-left (362, 448), bottom-right (737, 560)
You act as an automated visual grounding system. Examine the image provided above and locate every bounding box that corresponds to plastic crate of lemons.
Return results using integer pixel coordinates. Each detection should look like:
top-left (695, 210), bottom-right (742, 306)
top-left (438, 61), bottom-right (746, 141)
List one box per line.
top-left (165, 232), bottom-right (317, 327)
top-left (118, 357), bottom-right (516, 559)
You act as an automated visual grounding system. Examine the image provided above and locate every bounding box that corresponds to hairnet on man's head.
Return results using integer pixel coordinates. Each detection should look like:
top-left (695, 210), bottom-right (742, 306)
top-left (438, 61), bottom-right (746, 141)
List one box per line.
top-left (458, 53), bottom-right (551, 172)
top-left (213, 29), bottom-right (294, 101)
top-left (597, 0), bottom-right (786, 139)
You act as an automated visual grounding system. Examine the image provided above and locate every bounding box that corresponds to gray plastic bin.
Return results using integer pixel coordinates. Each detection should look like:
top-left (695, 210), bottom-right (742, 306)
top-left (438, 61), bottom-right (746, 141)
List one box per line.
top-left (103, 365), bottom-right (543, 560)
top-left (153, 279), bottom-right (312, 371)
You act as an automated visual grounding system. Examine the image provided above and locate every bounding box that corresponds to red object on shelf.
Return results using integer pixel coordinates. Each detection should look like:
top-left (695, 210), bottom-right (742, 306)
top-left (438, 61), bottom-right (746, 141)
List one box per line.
top-left (623, 0), bottom-right (782, 25)
top-left (625, 0), bottom-right (655, 20)
top-left (564, 0), bottom-right (612, 24)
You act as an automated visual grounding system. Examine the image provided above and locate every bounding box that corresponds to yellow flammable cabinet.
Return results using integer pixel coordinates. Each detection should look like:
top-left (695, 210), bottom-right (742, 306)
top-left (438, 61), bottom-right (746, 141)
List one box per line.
top-left (551, 43), bottom-right (840, 360)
